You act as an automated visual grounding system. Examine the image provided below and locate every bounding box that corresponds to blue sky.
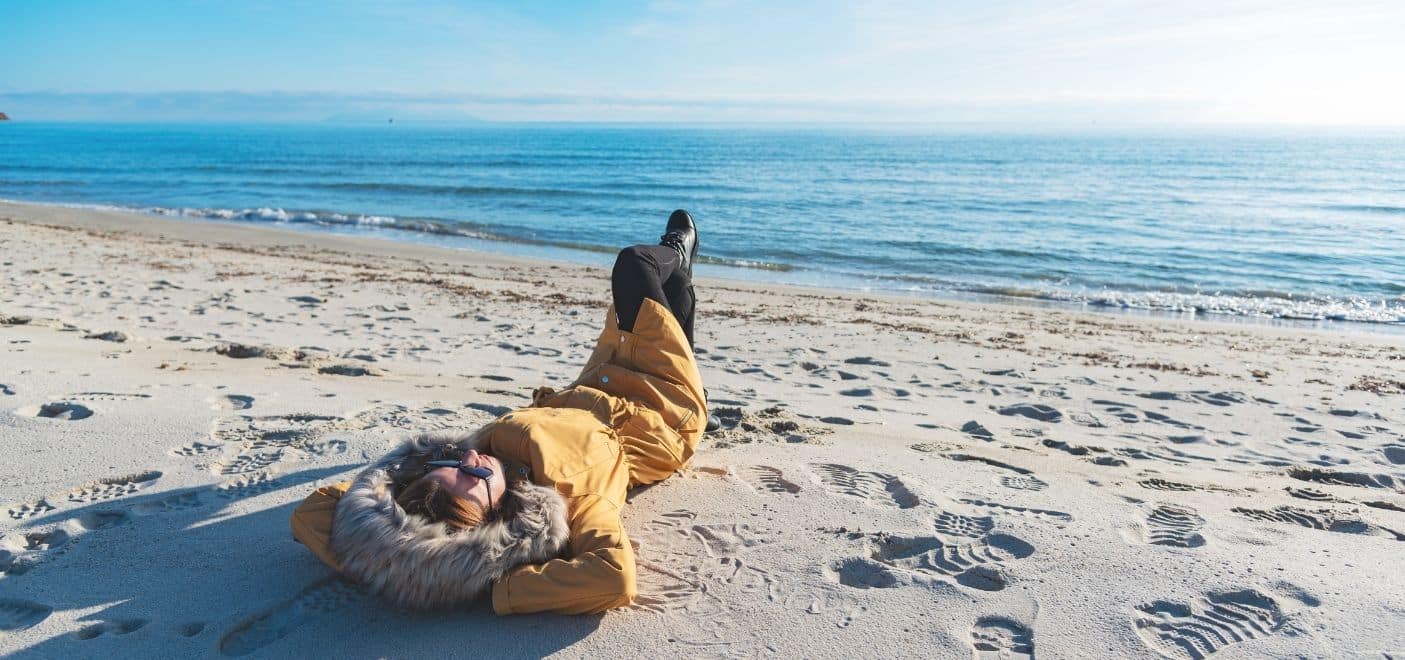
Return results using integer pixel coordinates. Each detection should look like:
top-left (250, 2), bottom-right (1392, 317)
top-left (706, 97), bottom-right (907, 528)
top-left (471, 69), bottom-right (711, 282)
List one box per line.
top-left (4, 0), bottom-right (1403, 124)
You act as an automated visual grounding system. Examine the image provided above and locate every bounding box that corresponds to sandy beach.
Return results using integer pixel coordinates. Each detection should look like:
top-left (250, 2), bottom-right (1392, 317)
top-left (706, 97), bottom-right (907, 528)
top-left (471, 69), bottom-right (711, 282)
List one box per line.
top-left (1, 199), bottom-right (1402, 658)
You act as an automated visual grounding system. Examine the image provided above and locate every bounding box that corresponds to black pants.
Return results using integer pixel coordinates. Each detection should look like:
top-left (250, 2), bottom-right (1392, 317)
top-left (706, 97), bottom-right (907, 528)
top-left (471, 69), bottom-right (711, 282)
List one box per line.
top-left (612, 244), bottom-right (695, 347)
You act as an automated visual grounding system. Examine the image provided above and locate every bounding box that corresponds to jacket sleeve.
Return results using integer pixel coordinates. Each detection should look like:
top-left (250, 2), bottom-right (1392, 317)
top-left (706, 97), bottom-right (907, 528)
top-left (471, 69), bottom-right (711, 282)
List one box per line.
top-left (492, 493), bottom-right (635, 615)
top-left (289, 481), bottom-right (353, 571)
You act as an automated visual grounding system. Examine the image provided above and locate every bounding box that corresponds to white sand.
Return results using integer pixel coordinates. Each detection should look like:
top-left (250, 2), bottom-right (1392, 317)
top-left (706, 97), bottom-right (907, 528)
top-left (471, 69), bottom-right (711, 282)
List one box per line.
top-left (1, 200), bottom-right (1402, 659)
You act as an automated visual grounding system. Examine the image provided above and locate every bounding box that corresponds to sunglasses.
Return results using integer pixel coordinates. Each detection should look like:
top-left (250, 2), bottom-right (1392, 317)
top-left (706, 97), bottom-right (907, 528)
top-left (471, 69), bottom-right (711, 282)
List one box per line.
top-left (424, 459), bottom-right (496, 519)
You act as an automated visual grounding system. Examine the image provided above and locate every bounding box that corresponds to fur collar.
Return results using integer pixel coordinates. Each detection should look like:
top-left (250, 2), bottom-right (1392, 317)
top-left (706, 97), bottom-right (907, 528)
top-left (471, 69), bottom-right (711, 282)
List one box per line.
top-left (329, 432), bottom-right (570, 609)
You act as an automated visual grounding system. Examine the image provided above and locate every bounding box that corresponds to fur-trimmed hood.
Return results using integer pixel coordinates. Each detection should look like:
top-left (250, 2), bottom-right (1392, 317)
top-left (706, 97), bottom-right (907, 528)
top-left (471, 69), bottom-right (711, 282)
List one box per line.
top-left (329, 432), bottom-right (570, 609)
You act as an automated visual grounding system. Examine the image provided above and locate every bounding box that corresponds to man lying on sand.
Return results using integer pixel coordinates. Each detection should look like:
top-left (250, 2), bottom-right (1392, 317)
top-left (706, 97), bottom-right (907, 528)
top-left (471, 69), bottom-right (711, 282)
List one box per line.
top-left (290, 210), bottom-right (713, 614)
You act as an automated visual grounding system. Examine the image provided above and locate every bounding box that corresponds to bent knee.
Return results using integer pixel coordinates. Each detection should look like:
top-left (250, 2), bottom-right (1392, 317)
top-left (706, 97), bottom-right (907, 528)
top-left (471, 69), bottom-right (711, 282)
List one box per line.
top-left (613, 245), bottom-right (655, 276)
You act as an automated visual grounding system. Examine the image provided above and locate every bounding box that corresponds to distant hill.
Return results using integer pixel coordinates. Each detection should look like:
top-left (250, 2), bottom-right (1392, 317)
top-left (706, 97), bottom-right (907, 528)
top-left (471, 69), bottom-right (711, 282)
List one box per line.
top-left (0, 112), bottom-right (10, 121)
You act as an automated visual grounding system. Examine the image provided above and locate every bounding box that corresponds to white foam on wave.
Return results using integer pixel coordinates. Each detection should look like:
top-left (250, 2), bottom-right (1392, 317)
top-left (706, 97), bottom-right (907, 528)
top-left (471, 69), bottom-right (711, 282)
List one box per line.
top-left (1046, 287), bottom-right (1404, 324)
top-left (145, 205), bottom-right (398, 228)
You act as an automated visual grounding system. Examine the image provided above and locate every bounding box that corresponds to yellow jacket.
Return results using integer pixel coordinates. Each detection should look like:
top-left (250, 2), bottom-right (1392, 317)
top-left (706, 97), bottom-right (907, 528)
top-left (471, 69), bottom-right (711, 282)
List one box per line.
top-left (290, 298), bottom-right (707, 615)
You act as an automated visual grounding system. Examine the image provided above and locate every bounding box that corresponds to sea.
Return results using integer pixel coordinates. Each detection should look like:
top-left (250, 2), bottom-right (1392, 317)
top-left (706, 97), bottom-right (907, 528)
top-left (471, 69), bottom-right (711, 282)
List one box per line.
top-left (2, 122), bottom-right (1402, 330)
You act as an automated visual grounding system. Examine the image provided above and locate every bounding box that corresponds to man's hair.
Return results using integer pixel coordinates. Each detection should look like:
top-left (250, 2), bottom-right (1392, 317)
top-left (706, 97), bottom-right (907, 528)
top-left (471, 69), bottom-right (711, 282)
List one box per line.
top-left (395, 476), bottom-right (486, 531)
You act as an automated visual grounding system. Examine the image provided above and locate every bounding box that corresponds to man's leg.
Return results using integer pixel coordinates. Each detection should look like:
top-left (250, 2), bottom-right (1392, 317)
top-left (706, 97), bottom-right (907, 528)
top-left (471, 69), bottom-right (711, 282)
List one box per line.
top-left (612, 244), bottom-right (694, 346)
top-left (660, 268), bottom-right (695, 346)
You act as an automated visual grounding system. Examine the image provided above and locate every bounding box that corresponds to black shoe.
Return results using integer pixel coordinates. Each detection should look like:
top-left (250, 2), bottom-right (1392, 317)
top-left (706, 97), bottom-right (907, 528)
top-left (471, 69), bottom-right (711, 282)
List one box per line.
top-left (660, 209), bottom-right (698, 278)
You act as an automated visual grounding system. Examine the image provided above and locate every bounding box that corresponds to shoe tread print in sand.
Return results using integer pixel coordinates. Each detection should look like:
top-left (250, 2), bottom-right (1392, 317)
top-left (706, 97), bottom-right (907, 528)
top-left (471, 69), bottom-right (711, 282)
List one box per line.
top-left (0, 469), bottom-right (162, 577)
top-left (742, 464), bottom-right (803, 495)
top-left (1231, 504), bottom-right (1404, 541)
top-left (810, 463), bottom-right (920, 509)
top-left (858, 531), bottom-right (1036, 593)
top-left (1133, 589), bottom-right (1289, 659)
top-left (218, 577), bottom-right (367, 657)
top-left (1121, 503), bottom-right (1207, 548)
top-left (971, 615), bottom-right (1035, 659)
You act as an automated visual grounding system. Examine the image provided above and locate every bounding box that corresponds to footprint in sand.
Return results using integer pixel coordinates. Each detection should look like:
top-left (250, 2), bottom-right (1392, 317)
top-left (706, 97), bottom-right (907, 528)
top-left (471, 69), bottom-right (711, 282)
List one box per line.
top-left (1283, 486), bottom-right (1342, 503)
top-left (0, 599), bottom-right (53, 632)
top-left (1137, 390), bottom-right (1247, 407)
top-left (959, 498), bottom-right (1073, 523)
top-left (19, 401), bottom-right (94, 420)
top-left (77, 509), bottom-right (132, 531)
top-left (1232, 505), bottom-right (1400, 540)
top-left (743, 465), bottom-right (802, 495)
top-left (933, 511), bottom-right (996, 538)
top-left (210, 394), bottom-right (254, 411)
top-left (997, 403), bottom-right (1062, 423)
top-left (0, 384), bottom-right (14, 396)
top-left (998, 474), bottom-right (1049, 492)
top-left (1, 528), bottom-right (72, 576)
top-left (7, 498), bottom-right (56, 520)
top-left (971, 615), bottom-right (1034, 659)
top-left (134, 491), bottom-right (206, 514)
top-left (1134, 589), bottom-right (1286, 659)
top-left (296, 439), bottom-right (347, 457)
top-left (211, 413), bottom-right (343, 450)
top-left (317, 364), bottom-right (381, 377)
top-left (1124, 504), bottom-right (1206, 548)
top-left (1138, 478), bottom-right (1206, 493)
top-left (811, 463), bottom-right (920, 509)
top-left (358, 404), bottom-right (470, 431)
top-left (829, 556), bottom-right (908, 590)
top-left (218, 577), bottom-right (365, 657)
top-left (216, 471), bottom-right (287, 500)
top-left (1287, 467), bottom-right (1400, 491)
top-left (212, 452), bottom-right (283, 476)
top-left (177, 621), bottom-right (207, 637)
top-left (849, 532), bottom-right (1036, 592)
top-left (74, 618), bottom-right (148, 640)
top-left (64, 471), bottom-right (162, 503)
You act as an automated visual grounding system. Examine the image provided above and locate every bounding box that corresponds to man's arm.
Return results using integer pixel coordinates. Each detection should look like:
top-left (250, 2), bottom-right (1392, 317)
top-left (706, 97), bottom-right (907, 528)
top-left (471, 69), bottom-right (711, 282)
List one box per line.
top-left (289, 481), bottom-right (353, 571)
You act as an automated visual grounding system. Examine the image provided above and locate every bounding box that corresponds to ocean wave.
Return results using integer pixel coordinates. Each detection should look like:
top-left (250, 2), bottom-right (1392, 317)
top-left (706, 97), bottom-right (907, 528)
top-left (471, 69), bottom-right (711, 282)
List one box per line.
top-left (998, 285), bottom-right (1404, 324)
top-left (295, 181), bottom-right (596, 197)
top-left (144, 205), bottom-right (417, 230)
top-left (1320, 203), bottom-right (1405, 215)
top-left (822, 271), bottom-right (1405, 325)
top-left (134, 204), bottom-right (797, 272)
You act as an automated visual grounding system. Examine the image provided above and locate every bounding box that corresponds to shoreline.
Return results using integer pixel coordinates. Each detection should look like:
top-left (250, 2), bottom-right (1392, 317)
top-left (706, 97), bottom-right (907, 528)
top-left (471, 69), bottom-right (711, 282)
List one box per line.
top-left (2, 198), bottom-right (1399, 337)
